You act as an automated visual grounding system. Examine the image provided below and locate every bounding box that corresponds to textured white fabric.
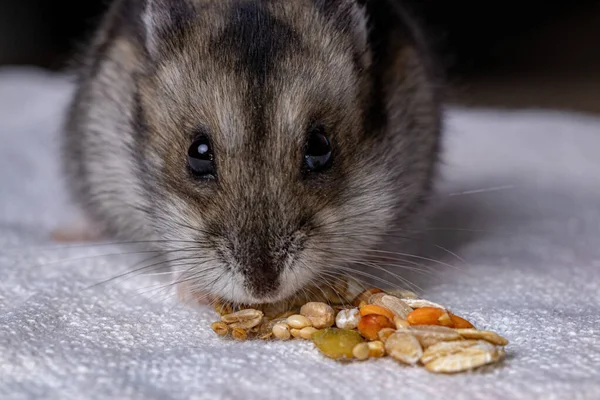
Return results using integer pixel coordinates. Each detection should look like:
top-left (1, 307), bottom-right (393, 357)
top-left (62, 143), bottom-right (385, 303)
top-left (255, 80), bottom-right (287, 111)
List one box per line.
top-left (1, 67), bottom-right (599, 400)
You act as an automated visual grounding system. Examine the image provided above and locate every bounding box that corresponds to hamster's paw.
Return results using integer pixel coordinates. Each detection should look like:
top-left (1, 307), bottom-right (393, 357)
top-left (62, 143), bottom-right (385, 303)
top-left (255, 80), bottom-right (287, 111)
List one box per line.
top-left (176, 281), bottom-right (215, 308)
top-left (50, 217), bottom-right (105, 243)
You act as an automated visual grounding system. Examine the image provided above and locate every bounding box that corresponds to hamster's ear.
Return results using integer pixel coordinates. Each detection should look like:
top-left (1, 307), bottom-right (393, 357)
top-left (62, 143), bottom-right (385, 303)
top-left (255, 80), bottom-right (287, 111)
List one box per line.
top-left (142, 0), bottom-right (194, 57)
top-left (314, 0), bottom-right (370, 65)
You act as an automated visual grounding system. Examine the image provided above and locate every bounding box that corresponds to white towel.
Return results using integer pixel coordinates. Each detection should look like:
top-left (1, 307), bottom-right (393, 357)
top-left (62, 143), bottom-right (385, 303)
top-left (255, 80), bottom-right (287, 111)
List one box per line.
top-left (1, 67), bottom-right (599, 400)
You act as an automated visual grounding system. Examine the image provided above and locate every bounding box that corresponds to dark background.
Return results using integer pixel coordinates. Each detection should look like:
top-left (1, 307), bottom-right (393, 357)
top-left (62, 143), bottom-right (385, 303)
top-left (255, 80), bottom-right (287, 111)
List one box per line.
top-left (1, 0), bottom-right (599, 113)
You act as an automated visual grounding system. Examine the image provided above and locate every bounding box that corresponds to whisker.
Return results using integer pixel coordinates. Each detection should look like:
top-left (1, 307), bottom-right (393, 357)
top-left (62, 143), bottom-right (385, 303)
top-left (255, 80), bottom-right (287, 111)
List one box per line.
top-left (83, 250), bottom-right (212, 291)
top-left (323, 264), bottom-right (422, 293)
top-left (447, 184), bottom-right (515, 197)
top-left (1, 238), bottom-right (211, 253)
top-left (313, 231), bottom-right (470, 266)
top-left (322, 247), bottom-right (461, 271)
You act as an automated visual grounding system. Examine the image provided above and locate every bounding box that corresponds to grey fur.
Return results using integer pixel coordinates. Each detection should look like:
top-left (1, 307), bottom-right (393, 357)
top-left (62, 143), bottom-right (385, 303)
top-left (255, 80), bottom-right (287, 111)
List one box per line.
top-left (61, 0), bottom-right (443, 304)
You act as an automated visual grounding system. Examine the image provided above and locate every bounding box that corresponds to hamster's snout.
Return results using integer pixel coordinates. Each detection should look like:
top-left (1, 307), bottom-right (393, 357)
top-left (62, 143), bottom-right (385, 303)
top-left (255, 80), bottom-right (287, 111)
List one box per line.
top-left (209, 214), bottom-right (310, 303)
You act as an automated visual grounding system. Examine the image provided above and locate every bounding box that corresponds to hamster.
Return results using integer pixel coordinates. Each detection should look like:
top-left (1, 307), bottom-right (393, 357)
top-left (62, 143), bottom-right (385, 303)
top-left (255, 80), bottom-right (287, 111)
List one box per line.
top-left (59, 0), bottom-right (443, 305)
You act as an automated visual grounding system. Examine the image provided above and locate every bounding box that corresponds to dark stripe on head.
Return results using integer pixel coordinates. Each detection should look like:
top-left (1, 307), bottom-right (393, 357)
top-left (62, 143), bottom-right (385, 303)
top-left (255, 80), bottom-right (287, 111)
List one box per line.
top-left (213, 2), bottom-right (300, 85)
top-left (210, 2), bottom-right (301, 158)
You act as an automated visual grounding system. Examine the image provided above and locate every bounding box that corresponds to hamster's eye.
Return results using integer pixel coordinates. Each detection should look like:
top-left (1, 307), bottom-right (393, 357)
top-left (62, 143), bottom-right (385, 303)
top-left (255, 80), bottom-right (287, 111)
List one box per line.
top-left (304, 126), bottom-right (332, 172)
top-left (188, 135), bottom-right (215, 179)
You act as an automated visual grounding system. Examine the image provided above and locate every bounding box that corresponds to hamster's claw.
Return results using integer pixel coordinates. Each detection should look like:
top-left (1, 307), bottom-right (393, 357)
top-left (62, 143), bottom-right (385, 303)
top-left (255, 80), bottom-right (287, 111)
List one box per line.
top-left (50, 217), bottom-right (105, 243)
top-left (176, 281), bottom-right (214, 308)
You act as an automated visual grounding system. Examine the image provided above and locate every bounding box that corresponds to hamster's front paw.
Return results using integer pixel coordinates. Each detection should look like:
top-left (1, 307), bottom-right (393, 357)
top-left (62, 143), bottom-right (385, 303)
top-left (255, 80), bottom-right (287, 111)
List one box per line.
top-left (50, 216), bottom-right (105, 243)
top-left (176, 281), bottom-right (215, 308)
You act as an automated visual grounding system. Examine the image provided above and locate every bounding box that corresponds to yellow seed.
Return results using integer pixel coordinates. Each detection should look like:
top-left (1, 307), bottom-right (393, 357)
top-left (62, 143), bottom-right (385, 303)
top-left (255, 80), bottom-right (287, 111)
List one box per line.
top-left (299, 326), bottom-right (318, 340)
top-left (377, 328), bottom-right (396, 343)
top-left (395, 317), bottom-right (411, 329)
top-left (211, 321), bottom-right (229, 337)
top-left (312, 328), bottom-right (365, 360)
top-left (352, 342), bottom-right (371, 360)
top-left (367, 341), bottom-right (386, 358)
top-left (231, 328), bottom-right (248, 341)
top-left (272, 323), bottom-right (291, 340)
top-left (300, 302), bottom-right (335, 329)
top-left (286, 314), bottom-right (312, 329)
top-left (290, 328), bottom-right (302, 339)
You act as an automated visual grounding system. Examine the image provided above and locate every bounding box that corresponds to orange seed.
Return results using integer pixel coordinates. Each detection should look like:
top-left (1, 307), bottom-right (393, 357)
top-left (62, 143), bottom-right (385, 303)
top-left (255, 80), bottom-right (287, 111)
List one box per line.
top-left (407, 307), bottom-right (446, 326)
top-left (359, 304), bottom-right (395, 321)
top-left (357, 314), bottom-right (395, 340)
top-left (449, 313), bottom-right (475, 329)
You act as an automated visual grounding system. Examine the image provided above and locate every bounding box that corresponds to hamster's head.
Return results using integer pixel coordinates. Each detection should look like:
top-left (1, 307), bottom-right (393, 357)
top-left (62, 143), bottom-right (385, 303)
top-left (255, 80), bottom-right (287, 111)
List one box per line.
top-left (135, 0), bottom-right (441, 303)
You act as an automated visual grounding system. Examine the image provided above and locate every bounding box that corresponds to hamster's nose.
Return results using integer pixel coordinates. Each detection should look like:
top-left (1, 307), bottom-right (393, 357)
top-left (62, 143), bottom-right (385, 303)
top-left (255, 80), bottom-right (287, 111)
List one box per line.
top-left (242, 256), bottom-right (281, 301)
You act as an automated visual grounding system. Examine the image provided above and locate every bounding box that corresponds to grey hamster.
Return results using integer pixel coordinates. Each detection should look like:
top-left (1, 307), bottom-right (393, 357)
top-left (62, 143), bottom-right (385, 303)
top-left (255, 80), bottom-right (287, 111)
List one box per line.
top-left (61, 0), bottom-right (443, 305)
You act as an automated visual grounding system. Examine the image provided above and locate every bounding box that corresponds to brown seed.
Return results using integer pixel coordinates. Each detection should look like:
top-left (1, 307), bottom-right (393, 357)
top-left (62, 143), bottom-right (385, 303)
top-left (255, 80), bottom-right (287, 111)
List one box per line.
top-left (385, 332), bottom-right (423, 365)
top-left (211, 321), bottom-right (229, 337)
top-left (300, 302), bottom-right (335, 329)
top-left (231, 328), bottom-right (248, 341)
top-left (357, 314), bottom-right (396, 340)
top-left (352, 342), bottom-right (371, 360)
top-left (221, 309), bottom-right (265, 330)
top-left (400, 325), bottom-right (462, 348)
top-left (368, 341), bottom-right (386, 358)
top-left (272, 323), bottom-right (291, 340)
top-left (377, 328), bottom-right (396, 343)
top-left (456, 329), bottom-right (509, 346)
top-left (286, 314), bottom-right (312, 329)
top-left (299, 326), bottom-right (318, 340)
top-left (407, 307), bottom-right (446, 326)
top-left (335, 308), bottom-right (361, 330)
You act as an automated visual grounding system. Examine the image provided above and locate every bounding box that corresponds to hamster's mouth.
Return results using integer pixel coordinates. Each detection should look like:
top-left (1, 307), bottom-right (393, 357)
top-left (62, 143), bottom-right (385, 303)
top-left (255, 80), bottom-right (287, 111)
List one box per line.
top-left (176, 274), bottom-right (328, 306)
